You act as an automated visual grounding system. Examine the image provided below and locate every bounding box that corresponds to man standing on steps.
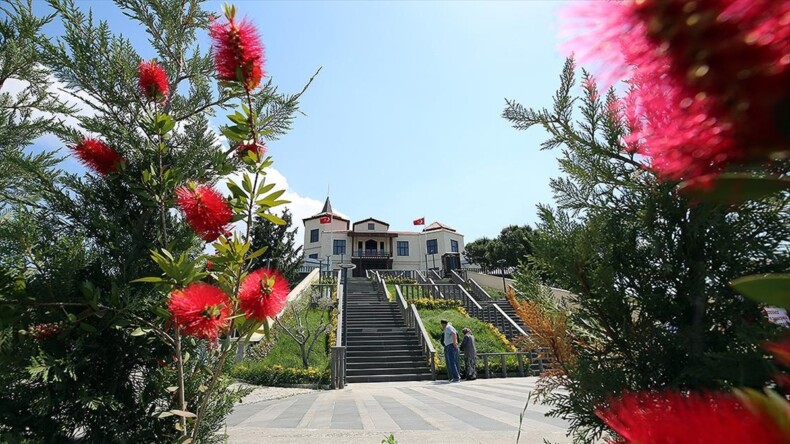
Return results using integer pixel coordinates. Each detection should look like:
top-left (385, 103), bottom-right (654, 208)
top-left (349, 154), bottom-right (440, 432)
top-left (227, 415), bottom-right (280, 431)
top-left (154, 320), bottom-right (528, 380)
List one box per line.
top-left (460, 327), bottom-right (477, 381)
top-left (441, 320), bottom-right (461, 383)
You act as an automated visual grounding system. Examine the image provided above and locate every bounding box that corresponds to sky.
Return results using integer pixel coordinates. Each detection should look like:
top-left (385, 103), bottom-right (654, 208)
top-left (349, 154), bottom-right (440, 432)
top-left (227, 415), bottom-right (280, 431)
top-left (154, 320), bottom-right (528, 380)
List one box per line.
top-left (21, 0), bottom-right (573, 245)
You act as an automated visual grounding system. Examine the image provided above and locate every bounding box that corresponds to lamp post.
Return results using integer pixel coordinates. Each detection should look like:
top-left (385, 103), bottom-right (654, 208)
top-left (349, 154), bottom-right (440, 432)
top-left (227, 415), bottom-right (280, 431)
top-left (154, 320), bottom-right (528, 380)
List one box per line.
top-left (326, 255), bottom-right (331, 273)
top-left (497, 259), bottom-right (507, 292)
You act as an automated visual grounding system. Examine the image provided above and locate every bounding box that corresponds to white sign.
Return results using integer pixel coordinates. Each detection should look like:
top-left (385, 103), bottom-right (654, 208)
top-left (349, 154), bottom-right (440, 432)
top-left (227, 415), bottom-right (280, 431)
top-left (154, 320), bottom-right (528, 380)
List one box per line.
top-left (764, 306), bottom-right (790, 328)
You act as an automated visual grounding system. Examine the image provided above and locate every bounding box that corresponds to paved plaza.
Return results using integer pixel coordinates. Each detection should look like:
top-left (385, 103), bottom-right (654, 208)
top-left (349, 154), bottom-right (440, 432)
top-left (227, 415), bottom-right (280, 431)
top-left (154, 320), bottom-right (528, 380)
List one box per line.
top-left (226, 377), bottom-right (571, 443)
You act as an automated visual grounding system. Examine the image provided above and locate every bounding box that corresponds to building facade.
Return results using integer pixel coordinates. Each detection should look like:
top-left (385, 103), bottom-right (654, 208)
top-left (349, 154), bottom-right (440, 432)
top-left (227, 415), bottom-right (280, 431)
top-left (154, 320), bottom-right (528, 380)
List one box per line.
top-left (303, 198), bottom-right (464, 277)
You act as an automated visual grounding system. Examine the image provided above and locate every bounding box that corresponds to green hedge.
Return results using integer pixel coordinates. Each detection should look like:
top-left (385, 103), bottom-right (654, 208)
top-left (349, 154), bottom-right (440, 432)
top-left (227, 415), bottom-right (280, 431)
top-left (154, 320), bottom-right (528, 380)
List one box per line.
top-left (410, 298), bottom-right (461, 310)
top-left (231, 363), bottom-right (330, 386)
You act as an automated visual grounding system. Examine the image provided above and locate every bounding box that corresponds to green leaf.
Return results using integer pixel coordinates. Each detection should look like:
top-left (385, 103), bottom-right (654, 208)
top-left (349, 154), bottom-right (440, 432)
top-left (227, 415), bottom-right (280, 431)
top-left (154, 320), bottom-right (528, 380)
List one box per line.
top-left (169, 409), bottom-right (197, 418)
top-left (258, 213), bottom-right (285, 225)
top-left (130, 327), bottom-right (148, 337)
top-left (242, 174), bottom-right (253, 194)
top-left (221, 126), bottom-right (245, 143)
top-left (130, 276), bottom-right (165, 284)
top-left (79, 323), bottom-right (97, 333)
top-left (226, 181), bottom-right (246, 199)
top-left (730, 274), bottom-right (790, 309)
top-left (247, 246), bottom-right (268, 260)
top-left (153, 411), bottom-right (174, 418)
top-left (679, 173), bottom-right (790, 203)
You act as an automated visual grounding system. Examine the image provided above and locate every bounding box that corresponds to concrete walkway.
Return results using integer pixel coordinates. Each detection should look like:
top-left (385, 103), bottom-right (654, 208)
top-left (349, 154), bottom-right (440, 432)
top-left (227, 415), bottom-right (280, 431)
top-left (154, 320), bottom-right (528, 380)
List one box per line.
top-left (226, 377), bottom-right (571, 444)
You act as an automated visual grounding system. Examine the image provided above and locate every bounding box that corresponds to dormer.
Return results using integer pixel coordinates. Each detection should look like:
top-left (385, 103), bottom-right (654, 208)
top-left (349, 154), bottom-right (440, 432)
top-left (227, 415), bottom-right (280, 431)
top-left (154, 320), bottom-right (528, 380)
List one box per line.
top-left (352, 217), bottom-right (390, 233)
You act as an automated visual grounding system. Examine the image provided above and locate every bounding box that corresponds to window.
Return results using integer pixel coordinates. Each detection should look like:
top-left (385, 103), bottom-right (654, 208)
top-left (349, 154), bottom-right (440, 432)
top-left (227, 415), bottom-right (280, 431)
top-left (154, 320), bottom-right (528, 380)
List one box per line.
top-left (333, 239), bottom-right (346, 255)
top-left (308, 254), bottom-right (318, 259)
top-left (451, 240), bottom-right (459, 253)
top-left (397, 241), bottom-right (409, 256)
top-left (426, 239), bottom-right (438, 254)
top-left (368, 223), bottom-right (375, 230)
top-left (310, 228), bottom-right (319, 243)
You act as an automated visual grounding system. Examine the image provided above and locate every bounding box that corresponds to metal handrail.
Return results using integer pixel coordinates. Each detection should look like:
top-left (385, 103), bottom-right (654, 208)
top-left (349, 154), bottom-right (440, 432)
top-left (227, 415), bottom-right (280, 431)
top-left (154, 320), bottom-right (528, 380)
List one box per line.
top-left (415, 270), bottom-right (428, 284)
top-left (468, 278), bottom-right (493, 302)
top-left (395, 285), bottom-right (437, 380)
top-left (330, 269), bottom-right (346, 389)
top-left (492, 303), bottom-right (527, 337)
top-left (410, 304), bottom-right (436, 380)
top-left (430, 269), bottom-right (443, 280)
top-left (449, 269), bottom-right (465, 285)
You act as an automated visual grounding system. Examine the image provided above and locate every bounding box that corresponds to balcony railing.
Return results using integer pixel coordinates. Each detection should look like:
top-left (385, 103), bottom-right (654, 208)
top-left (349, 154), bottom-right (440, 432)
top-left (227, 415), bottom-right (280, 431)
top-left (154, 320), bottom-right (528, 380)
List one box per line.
top-left (352, 249), bottom-right (391, 258)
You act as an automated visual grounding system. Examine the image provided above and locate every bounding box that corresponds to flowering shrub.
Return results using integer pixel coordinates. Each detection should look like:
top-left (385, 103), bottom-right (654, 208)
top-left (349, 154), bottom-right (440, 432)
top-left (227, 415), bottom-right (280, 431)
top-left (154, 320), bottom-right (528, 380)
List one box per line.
top-left (232, 363), bottom-right (330, 386)
top-left (558, 1), bottom-right (790, 442)
top-left (410, 298), bottom-right (461, 310)
top-left (69, 138), bottom-right (124, 175)
top-left (0, 1), bottom-right (319, 441)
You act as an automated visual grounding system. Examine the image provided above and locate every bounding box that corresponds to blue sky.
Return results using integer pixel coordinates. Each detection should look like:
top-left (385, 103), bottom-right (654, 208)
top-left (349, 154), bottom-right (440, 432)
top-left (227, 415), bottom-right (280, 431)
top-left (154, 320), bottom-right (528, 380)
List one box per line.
top-left (27, 1), bottom-right (571, 244)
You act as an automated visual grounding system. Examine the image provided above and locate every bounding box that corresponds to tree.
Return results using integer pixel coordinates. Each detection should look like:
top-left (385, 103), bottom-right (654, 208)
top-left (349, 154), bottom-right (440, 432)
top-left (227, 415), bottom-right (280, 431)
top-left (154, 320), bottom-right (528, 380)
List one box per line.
top-left (463, 225), bottom-right (535, 271)
top-left (503, 59), bottom-right (789, 442)
top-left (463, 236), bottom-right (493, 270)
top-left (249, 208), bottom-right (303, 287)
top-left (273, 287), bottom-right (333, 368)
top-left (0, 1), bottom-right (313, 442)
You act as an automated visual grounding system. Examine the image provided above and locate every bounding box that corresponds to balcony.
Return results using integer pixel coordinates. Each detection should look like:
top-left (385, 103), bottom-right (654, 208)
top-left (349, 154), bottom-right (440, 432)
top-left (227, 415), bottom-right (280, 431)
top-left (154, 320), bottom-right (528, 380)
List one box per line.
top-left (352, 249), bottom-right (391, 258)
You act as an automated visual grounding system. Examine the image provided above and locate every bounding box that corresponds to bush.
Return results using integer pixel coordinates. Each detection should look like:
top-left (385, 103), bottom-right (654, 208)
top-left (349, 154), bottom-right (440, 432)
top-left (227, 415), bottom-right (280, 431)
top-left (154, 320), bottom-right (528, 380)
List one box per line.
top-left (410, 298), bottom-right (461, 310)
top-left (384, 276), bottom-right (417, 285)
top-left (231, 363), bottom-right (329, 386)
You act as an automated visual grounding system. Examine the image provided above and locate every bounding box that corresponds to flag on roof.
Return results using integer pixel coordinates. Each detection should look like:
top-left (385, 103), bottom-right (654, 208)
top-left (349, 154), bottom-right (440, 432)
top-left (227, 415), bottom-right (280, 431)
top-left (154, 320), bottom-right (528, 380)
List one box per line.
top-left (319, 215), bottom-right (332, 224)
top-left (413, 217), bottom-right (425, 225)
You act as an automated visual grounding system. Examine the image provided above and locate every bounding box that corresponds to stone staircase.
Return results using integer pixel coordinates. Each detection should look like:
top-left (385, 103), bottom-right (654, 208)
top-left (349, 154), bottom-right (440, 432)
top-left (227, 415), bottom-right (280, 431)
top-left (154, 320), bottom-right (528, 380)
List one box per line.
top-left (344, 277), bottom-right (433, 383)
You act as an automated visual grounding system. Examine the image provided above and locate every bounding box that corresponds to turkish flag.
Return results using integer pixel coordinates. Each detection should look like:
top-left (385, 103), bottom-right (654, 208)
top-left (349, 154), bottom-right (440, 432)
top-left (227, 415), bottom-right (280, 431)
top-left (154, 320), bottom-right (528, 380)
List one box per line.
top-left (413, 217), bottom-right (425, 225)
top-left (319, 216), bottom-right (332, 224)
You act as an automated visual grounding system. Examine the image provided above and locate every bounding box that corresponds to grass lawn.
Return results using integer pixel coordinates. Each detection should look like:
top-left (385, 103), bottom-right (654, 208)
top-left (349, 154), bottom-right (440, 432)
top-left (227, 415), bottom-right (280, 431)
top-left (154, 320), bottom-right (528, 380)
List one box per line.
top-left (482, 285), bottom-right (506, 300)
top-left (417, 308), bottom-right (511, 355)
top-left (386, 283), bottom-right (398, 301)
top-left (258, 308), bottom-right (331, 370)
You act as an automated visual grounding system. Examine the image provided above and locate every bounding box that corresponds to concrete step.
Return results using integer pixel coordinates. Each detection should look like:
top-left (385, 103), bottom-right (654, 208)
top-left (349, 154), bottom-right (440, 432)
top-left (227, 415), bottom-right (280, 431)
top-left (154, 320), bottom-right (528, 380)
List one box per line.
top-left (346, 373), bottom-right (433, 383)
top-left (346, 355), bottom-right (426, 363)
top-left (345, 350), bottom-right (425, 358)
top-left (346, 344), bottom-right (422, 352)
top-left (346, 367), bottom-right (430, 376)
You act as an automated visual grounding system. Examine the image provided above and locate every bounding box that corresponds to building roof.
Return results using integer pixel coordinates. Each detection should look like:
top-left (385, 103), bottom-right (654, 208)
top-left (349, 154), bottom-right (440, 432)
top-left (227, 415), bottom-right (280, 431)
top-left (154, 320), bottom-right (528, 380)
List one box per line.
top-left (423, 221), bottom-right (456, 232)
top-left (352, 217), bottom-right (390, 228)
top-left (302, 197), bottom-right (350, 222)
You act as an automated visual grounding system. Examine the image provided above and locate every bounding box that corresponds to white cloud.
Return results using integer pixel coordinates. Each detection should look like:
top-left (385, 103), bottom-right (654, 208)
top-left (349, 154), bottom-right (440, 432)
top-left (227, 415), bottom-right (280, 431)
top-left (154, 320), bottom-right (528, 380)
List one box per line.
top-left (219, 167), bottom-right (347, 248)
top-left (1, 74), bottom-right (96, 132)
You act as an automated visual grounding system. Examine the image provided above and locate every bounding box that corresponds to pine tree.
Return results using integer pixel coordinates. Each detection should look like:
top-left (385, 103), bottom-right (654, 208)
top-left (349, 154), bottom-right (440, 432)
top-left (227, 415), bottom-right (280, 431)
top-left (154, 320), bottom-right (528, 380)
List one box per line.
top-left (248, 208), bottom-right (303, 287)
top-left (0, 1), bottom-right (314, 441)
top-left (504, 59), bottom-right (789, 442)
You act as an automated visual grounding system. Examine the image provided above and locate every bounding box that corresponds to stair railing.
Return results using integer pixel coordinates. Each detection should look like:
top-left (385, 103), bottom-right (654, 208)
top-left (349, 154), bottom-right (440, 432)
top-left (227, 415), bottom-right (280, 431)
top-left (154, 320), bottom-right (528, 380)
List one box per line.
top-left (467, 278), bottom-right (494, 303)
top-left (430, 269), bottom-right (443, 281)
top-left (330, 269), bottom-right (346, 389)
top-left (415, 270), bottom-right (428, 285)
top-left (395, 285), bottom-right (436, 380)
top-left (449, 269), bottom-right (465, 285)
top-left (374, 271), bottom-right (391, 301)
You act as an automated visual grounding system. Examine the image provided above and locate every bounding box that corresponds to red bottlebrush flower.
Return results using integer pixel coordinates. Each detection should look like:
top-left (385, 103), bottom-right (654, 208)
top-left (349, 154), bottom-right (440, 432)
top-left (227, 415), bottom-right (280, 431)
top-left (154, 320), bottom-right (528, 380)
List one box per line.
top-left (209, 12), bottom-right (265, 89)
top-left (167, 282), bottom-right (232, 340)
top-left (562, 0), bottom-right (790, 181)
top-left (238, 268), bottom-right (289, 321)
top-left (764, 337), bottom-right (790, 367)
top-left (175, 183), bottom-right (233, 242)
top-left (235, 141), bottom-right (266, 159)
top-left (70, 138), bottom-right (124, 175)
top-left (30, 322), bottom-right (62, 341)
top-left (596, 390), bottom-right (788, 443)
top-left (138, 60), bottom-right (169, 102)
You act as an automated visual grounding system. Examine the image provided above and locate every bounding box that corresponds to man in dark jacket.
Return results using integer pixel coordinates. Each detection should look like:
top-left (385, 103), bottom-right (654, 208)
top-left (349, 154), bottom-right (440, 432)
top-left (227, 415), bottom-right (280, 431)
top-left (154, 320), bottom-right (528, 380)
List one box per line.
top-left (459, 327), bottom-right (477, 380)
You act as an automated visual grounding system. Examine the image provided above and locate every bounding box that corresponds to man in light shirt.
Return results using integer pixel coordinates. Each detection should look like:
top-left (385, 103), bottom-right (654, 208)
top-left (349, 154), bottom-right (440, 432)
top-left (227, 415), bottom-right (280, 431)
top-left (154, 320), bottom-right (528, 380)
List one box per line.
top-left (440, 319), bottom-right (460, 383)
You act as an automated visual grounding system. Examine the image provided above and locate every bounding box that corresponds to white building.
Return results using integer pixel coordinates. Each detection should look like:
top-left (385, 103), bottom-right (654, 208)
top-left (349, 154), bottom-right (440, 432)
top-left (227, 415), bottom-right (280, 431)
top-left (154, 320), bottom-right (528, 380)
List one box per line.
top-left (303, 198), bottom-right (464, 277)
